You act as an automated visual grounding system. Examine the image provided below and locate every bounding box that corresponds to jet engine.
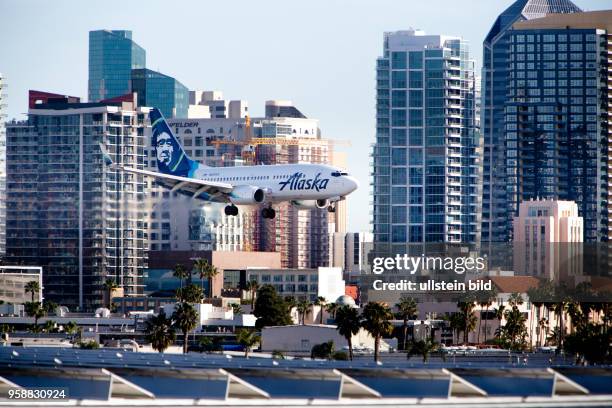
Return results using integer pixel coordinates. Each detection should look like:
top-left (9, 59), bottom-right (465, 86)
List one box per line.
top-left (291, 199), bottom-right (329, 209)
top-left (229, 185), bottom-right (266, 205)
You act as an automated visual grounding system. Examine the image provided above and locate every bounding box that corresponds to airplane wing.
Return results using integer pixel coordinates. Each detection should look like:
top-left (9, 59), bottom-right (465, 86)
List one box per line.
top-left (100, 143), bottom-right (232, 201)
top-left (112, 162), bottom-right (233, 201)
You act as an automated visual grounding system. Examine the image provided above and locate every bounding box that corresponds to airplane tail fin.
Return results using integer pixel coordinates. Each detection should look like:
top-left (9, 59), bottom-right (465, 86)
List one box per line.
top-left (149, 108), bottom-right (196, 177)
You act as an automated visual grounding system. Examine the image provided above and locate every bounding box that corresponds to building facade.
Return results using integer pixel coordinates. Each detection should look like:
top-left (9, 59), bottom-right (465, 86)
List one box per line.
top-left (480, 0), bottom-right (582, 244)
top-left (131, 68), bottom-right (189, 119)
top-left (513, 199), bottom-right (583, 279)
top-left (0, 74), bottom-right (6, 257)
top-left (6, 95), bottom-right (149, 310)
top-left (0, 266), bottom-right (43, 304)
top-left (503, 11), bottom-right (612, 242)
top-left (88, 30), bottom-right (146, 102)
top-left (372, 30), bottom-right (481, 249)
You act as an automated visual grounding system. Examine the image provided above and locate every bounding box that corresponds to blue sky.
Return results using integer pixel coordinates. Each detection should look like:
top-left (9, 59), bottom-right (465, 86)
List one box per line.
top-left (0, 0), bottom-right (608, 231)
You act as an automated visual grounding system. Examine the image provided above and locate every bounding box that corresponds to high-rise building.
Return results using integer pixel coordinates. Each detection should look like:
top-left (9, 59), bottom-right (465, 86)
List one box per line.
top-left (0, 74), bottom-right (6, 257)
top-left (131, 68), bottom-right (189, 118)
top-left (372, 30), bottom-right (481, 249)
top-left (88, 30), bottom-right (146, 102)
top-left (5, 92), bottom-right (149, 310)
top-left (480, 0), bottom-right (581, 244)
top-left (513, 199), bottom-right (583, 279)
top-left (502, 10), bottom-right (612, 242)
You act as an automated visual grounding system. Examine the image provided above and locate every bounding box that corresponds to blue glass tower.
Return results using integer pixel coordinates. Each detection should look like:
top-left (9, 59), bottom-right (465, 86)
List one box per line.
top-left (131, 69), bottom-right (189, 118)
top-left (480, 0), bottom-right (581, 243)
top-left (88, 30), bottom-right (146, 102)
top-left (372, 30), bottom-right (481, 250)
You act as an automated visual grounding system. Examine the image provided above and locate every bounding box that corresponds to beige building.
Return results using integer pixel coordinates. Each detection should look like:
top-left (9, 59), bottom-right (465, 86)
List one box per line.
top-left (0, 266), bottom-right (43, 304)
top-left (513, 199), bottom-right (583, 280)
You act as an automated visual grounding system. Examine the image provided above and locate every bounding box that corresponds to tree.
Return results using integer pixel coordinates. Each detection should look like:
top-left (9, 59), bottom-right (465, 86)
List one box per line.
top-left (501, 304), bottom-right (528, 350)
top-left (325, 302), bottom-right (339, 321)
top-left (494, 305), bottom-right (506, 337)
top-left (43, 300), bottom-right (58, 316)
top-left (245, 280), bottom-right (259, 310)
top-left (565, 323), bottom-right (611, 365)
top-left (64, 321), bottom-right (79, 341)
top-left (103, 278), bottom-right (119, 309)
top-left (43, 320), bottom-right (56, 333)
top-left (335, 305), bottom-right (361, 360)
top-left (193, 259), bottom-right (219, 299)
top-left (193, 258), bottom-right (209, 292)
top-left (410, 337), bottom-right (438, 363)
top-left (449, 312), bottom-right (464, 344)
top-left (236, 329), bottom-right (260, 358)
top-left (476, 289), bottom-right (497, 344)
top-left (172, 302), bottom-right (199, 354)
top-left (176, 283), bottom-right (204, 304)
top-left (311, 341), bottom-right (334, 360)
top-left (254, 285), bottom-right (292, 329)
top-left (395, 296), bottom-right (418, 351)
top-left (173, 263), bottom-right (189, 289)
top-left (230, 303), bottom-right (242, 315)
top-left (457, 297), bottom-right (477, 344)
top-left (361, 302), bottom-right (394, 362)
top-left (296, 300), bottom-right (311, 325)
top-left (538, 318), bottom-right (548, 347)
top-left (145, 310), bottom-right (176, 353)
top-left (314, 296), bottom-right (327, 324)
top-left (24, 281), bottom-right (40, 303)
top-left (25, 302), bottom-right (44, 329)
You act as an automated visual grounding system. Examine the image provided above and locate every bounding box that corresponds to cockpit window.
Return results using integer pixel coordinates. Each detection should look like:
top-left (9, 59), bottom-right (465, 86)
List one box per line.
top-left (331, 171), bottom-right (349, 177)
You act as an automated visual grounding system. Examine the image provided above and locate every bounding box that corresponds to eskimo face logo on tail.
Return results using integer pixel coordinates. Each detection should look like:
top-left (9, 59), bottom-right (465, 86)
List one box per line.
top-left (278, 172), bottom-right (329, 192)
top-left (156, 132), bottom-right (174, 165)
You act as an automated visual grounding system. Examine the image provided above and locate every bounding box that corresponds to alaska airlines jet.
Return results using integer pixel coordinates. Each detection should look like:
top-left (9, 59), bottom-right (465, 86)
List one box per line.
top-left (102, 108), bottom-right (359, 219)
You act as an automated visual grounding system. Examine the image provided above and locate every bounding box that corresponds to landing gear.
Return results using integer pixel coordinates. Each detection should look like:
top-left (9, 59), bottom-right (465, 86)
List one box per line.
top-left (327, 205), bottom-right (336, 213)
top-left (224, 205), bottom-right (239, 216)
top-left (261, 207), bottom-right (276, 219)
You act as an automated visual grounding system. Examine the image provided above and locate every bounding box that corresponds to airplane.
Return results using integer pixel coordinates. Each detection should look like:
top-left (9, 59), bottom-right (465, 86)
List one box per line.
top-left (101, 108), bottom-right (359, 219)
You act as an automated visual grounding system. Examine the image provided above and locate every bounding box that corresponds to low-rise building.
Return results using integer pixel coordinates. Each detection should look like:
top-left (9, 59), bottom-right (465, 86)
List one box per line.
top-left (0, 266), bottom-right (43, 304)
top-left (261, 324), bottom-right (391, 353)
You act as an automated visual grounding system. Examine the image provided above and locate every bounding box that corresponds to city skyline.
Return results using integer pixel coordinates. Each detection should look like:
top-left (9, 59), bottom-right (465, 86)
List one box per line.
top-left (1, 0), bottom-right (607, 232)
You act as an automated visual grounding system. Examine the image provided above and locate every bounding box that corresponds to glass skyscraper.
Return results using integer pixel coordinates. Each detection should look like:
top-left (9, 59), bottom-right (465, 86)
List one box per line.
top-left (88, 30), bottom-right (146, 102)
top-left (503, 13), bottom-right (612, 242)
top-left (481, 0), bottom-right (581, 244)
top-left (372, 30), bottom-right (481, 249)
top-left (6, 98), bottom-right (149, 310)
top-left (131, 68), bottom-right (189, 118)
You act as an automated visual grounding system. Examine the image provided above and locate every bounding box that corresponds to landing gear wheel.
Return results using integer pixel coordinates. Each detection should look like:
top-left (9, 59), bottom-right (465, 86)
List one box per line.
top-left (262, 207), bottom-right (276, 219)
top-left (225, 205), bottom-right (239, 216)
top-left (327, 205), bottom-right (336, 213)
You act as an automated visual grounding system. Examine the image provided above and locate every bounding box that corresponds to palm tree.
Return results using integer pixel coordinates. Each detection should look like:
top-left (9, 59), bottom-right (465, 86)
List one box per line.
top-left (43, 320), bottom-right (56, 333)
top-left (25, 302), bottom-right (45, 330)
top-left (64, 321), bottom-right (79, 341)
top-left (193, 258), bottom-right (209, 292)
top-left (172, 302), bottom-right (198, 354)
top-left (198, 260), bottom-right (219, 299)
top-left (508, 293), bottom-right (524, 307)
top-left (236, 329), bottom-right (260, 358)
top-left (335, 305), bottom-right (361, 360)
top-left (457, 298), bottom-right (477, 344)
top-left (314, 296), bottom-right (327, 324)
top-left (145, 310), bottom-right (176, 353)
top-left (361, 302), bottom-right (394, 362)
top-left (395, 296), bottom-right (418, 351)
top-left (494, 305), bottom-right (506, 336)
top-left (24, 281), bottom-right (40, 303)
top-left (297, 300), bottom-right (311, 325)
top-left (325, 302), bottom-right (339, 321)
top-left (245, 280), bottom-right (259, 310)
top-left (412, 337), bottom-right (438, 363)
top-left (103, 278), bottom-right (118, 309)
top-left (173, 263), bottom-right (189, 290)
top-left (449, 312), bottom-right (464, 345)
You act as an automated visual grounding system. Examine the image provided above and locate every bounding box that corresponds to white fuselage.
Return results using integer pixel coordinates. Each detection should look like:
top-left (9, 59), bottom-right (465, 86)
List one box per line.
top-left (191, 163), bottom-right (359, 204)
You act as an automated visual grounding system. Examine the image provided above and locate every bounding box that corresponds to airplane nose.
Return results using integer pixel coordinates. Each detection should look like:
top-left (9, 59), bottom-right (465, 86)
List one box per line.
top-left (345, 176), bottom-right (359, 192)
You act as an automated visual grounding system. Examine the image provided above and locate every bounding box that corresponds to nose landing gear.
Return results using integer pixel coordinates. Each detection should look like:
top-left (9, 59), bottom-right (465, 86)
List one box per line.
top-left (262, 207), bottom-right (276, 219)
top-left (224, 205), bottom-right (239, 216)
